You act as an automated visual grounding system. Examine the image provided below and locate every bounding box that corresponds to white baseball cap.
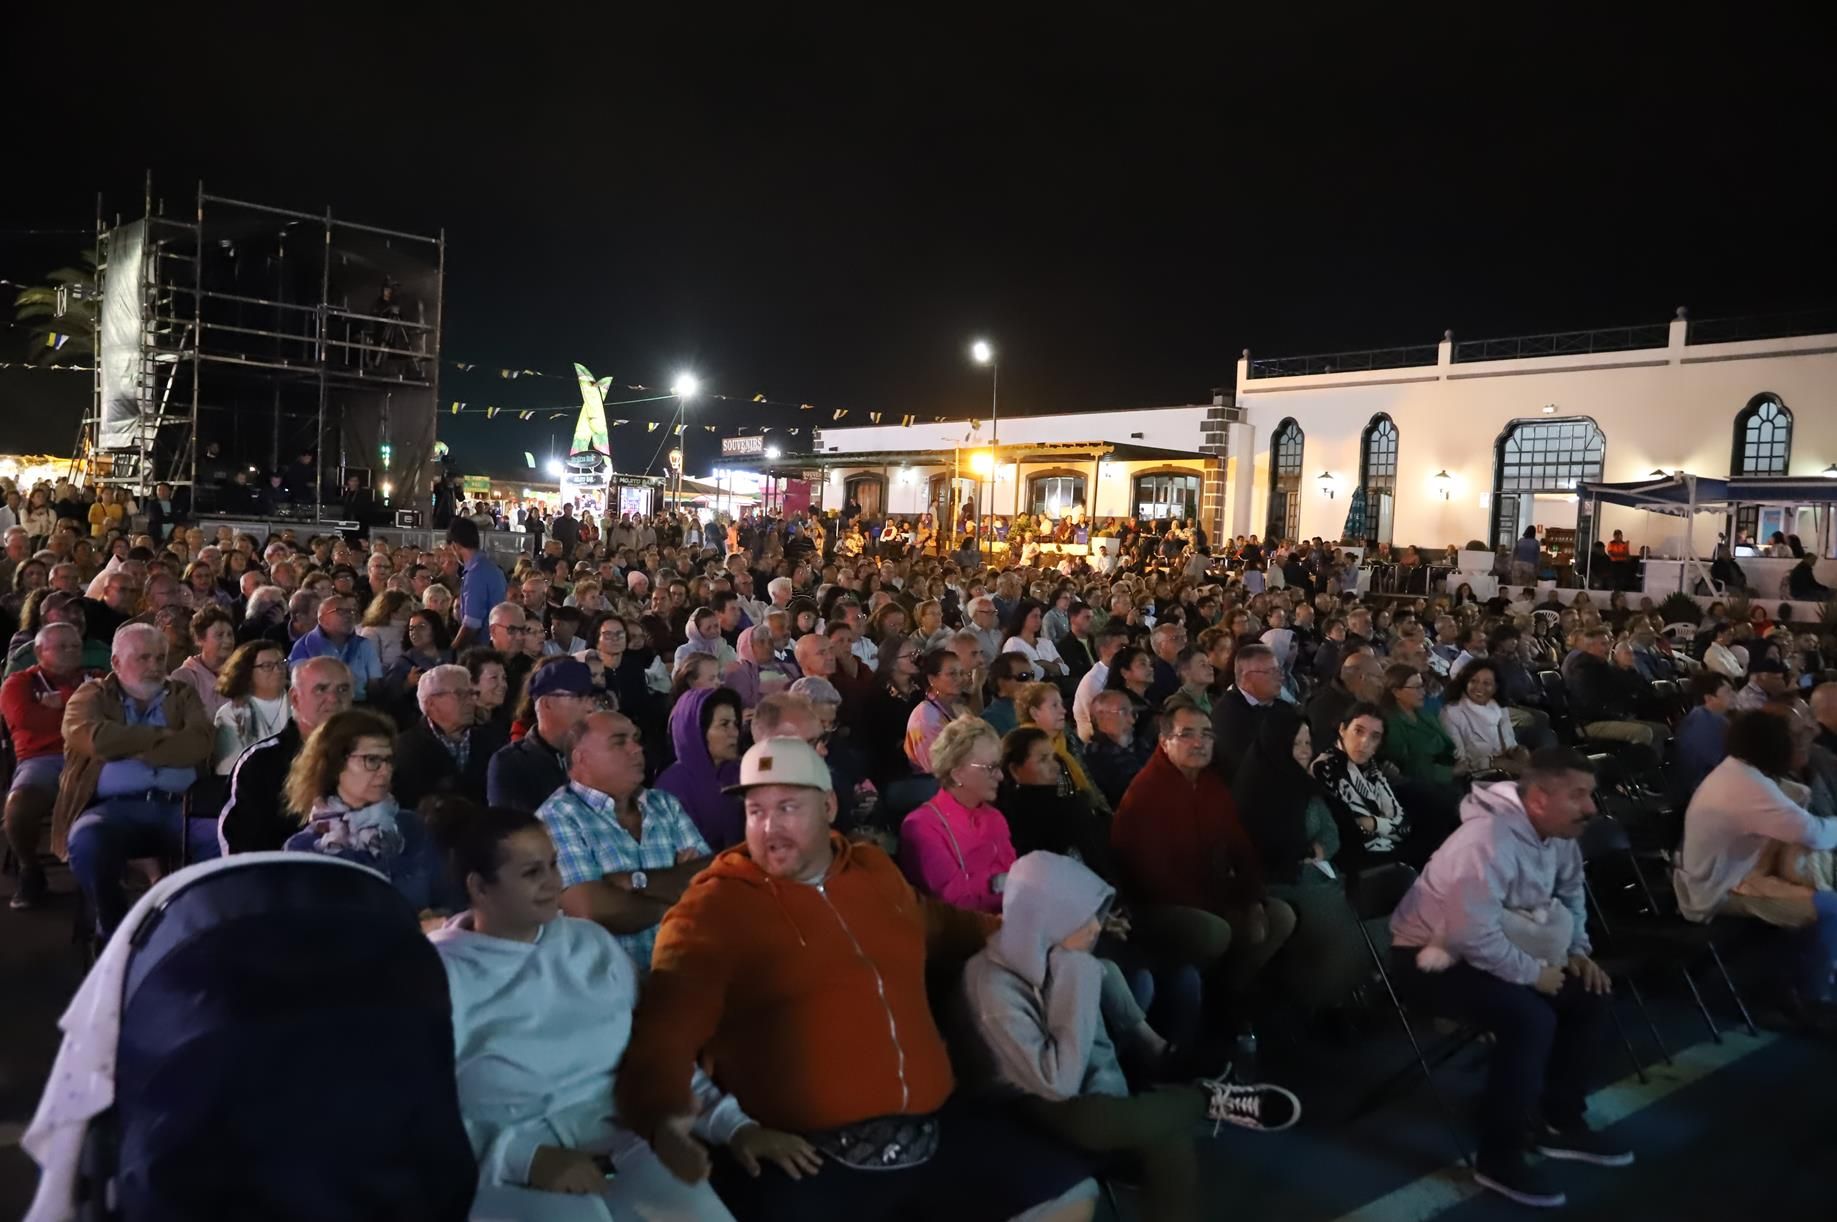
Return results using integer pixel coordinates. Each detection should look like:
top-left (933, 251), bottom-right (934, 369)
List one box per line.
top-left (723, 736), bottom-right (833, 795)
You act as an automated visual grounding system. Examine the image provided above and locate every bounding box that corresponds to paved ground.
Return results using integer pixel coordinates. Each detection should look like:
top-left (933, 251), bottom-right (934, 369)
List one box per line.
top-left (2, 863), bottom-right (1831, 1220)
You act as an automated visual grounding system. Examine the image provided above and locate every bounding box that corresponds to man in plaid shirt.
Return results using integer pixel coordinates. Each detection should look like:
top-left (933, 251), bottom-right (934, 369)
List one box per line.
top-left (539, 709), bottom-right (712, 971)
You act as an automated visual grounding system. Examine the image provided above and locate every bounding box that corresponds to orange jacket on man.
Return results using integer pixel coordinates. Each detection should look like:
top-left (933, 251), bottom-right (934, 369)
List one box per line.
top-left (618, 832), bottom-right (995, 1139)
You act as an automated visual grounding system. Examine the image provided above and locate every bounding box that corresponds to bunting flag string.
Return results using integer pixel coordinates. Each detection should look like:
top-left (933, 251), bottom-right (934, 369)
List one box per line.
top-left (0, 327), bottom-right (980, 429)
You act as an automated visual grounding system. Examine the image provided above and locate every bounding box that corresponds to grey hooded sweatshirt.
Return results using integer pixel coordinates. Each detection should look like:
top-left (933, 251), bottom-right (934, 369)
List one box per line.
top-left (956, 851), bottom-right (1129, 1101)
top-left (1389, 781), bottom-right (1590, 987)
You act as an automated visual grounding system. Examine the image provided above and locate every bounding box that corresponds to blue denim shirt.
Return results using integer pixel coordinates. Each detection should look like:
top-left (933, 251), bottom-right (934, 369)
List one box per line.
top-left (94, 688), bottom-right (198, 798)
top-left (287, 627), bottom-right (383, 699)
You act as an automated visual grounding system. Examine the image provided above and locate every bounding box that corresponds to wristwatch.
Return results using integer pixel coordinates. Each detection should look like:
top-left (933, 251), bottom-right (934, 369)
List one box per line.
top-left (629, 870), bottom-right (649, 892)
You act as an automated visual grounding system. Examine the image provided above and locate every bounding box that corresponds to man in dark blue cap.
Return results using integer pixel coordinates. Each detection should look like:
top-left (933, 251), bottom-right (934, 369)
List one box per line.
top-left (485, 657), bottom-right (598, 814)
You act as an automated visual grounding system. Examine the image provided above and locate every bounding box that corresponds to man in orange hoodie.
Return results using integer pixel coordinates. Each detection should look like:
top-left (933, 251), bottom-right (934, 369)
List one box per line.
top-left (618, 736), bottom-right (1098, 1222)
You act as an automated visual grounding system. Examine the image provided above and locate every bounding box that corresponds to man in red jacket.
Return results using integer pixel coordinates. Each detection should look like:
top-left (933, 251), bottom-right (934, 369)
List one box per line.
top-left (1112, 696), bottom-right (1296, 1008)
top-left (1, 623), bottom-right (85, 907)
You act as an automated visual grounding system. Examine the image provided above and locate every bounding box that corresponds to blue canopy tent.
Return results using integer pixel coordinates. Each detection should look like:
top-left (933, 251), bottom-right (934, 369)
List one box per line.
top-left (1580, 471), bottom-right (1837, 591)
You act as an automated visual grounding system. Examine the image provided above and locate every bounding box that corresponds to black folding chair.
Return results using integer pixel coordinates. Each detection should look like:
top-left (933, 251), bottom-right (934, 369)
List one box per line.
top-left (1535, 671), bottom-right (1574, 741)
top-left (1346, 863), bottom-right (1474, 1166)
top-left (1579, 804), bottom-right (1758, 1044)
top-left (1577, 814), bottom-right (1673, 1081)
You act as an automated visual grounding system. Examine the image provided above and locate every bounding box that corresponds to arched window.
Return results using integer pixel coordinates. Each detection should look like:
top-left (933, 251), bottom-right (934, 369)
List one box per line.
top-left (1026, 469), bottom-right (1088, 519)
top-left (1489, 417), bottom-right (1606, 554)
top-left (1731, 394), bottom-right (1791, 541)
top-left (1359, 413), bottom-right (1399, 544)
top-left (1131, 468), bottom-right (1200, 522)
top-left (1266, 418), bottom-right (1304, 540)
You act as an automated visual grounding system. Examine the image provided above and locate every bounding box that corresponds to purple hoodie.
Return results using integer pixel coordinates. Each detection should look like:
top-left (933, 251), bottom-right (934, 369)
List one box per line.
top-left (655, 685), bottom-right (745, 850)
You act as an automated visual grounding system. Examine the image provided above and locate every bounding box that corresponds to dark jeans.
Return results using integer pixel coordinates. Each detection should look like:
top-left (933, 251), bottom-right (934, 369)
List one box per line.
top-left (1021, 1087), bottom-right (1205, 1222)
top-left (67, 798), bottom-right (221, 936)
top-left (1389, 949), bottom-right (1610, 1164)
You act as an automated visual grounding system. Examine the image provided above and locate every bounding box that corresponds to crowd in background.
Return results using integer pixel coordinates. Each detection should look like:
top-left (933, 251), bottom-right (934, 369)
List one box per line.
top-left (7, 474), bottom-right (1837, 1218)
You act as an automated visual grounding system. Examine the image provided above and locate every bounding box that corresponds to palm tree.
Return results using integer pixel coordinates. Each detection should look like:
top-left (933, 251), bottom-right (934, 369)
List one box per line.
top-left (11, 250), bottom-right (97, 366)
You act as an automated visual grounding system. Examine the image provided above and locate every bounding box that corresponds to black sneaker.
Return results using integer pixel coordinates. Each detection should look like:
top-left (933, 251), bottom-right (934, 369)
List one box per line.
top-left (1474, 1154), bottom-right (1567, 1208)
top-left (9, 865), bottom-right (47, 910)
top-left (1199, 1076), bottom-right (1301, 1133)
top-left (1535, 1123), bottom-right (1634, 1167)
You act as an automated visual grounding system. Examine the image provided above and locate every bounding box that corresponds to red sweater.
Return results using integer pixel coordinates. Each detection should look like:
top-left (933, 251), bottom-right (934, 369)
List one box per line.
top-left (0, 666), bottom-right (81, 762)
top-left (1111, 745), bottom-right (1265, 914)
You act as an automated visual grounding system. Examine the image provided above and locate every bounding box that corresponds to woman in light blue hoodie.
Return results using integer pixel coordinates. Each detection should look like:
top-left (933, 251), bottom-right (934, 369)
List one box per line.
top-left (957, 851), bottom-right (1299, 1222)
top-left (426, 800), bottom-right (818, 1220)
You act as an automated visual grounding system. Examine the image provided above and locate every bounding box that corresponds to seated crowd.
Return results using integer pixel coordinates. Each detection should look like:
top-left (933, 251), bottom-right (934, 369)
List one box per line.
top-left (5, 502), bottom-right (1837, 1218)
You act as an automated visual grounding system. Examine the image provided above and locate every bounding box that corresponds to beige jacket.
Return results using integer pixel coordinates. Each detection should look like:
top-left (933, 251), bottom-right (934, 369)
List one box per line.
top-left (51, 675), bottom-right (213, 859)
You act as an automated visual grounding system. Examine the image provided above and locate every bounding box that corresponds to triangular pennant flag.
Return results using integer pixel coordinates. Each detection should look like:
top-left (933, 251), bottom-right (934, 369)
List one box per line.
top-left (752, 393), bottom-right (766, 403)
top-left (673, 424), bottom-right (684, 436)
top-left (450, 401), bottom-right (461, 415)
top-left (933, 416), bottom-right (947, 422)
top-left (611, 419), bottom-right (629, 426)
top-left (760, 427), bottom-right (771, 434)
top-left (549, 412), bottom-right (566, 419)
top-left (456, 362), bottom-right (473, 371)
top-left (800, 403), bottom-right (814, 411)
top-left (485, 405), bottom-right (500, 419)
top-left (833, 409), bottom-right (847, 420)
top-left (788, 428), bottom-right (800, 435)
top-left (901, 414), bottom-right (915, 427)
top-left (523, 451), bottom-right (536, 468)
top-left (523, 369), bottom-right (539, 376)
top-left (518, 410), bottom-right (534, 420)
top-left (647, 422), bottom-right (659, 433)
top-left (499, 369), bottom-right (511, 378)
top-left (703, 424), bottom-right (716, 432)
top-left (869, 412), bottom-right (882, 424)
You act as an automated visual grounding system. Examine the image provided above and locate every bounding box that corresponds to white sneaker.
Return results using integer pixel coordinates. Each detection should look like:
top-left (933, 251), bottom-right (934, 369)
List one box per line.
top-left (1201, 1076), bottom-right (1302, 1134)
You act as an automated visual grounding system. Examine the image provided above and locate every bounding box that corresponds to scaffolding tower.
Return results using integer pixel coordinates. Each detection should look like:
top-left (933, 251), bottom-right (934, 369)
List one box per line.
top-left (81, 179), bottom-right (445, 522)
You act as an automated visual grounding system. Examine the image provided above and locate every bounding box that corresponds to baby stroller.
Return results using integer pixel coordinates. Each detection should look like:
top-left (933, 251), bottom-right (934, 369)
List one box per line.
top-left (23, 853), bottom-right (476, 1222)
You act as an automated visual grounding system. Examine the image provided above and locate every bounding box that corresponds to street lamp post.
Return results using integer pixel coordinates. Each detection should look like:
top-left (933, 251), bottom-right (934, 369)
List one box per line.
top-left (670, 373), bottom-right (700, 516)
top-left (970, 339), bottom-right (997, 545)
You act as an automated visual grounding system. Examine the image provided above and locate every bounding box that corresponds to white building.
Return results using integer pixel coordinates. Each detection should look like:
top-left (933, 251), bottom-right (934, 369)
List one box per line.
top-left (784, 309), bottom-right (1837, 558)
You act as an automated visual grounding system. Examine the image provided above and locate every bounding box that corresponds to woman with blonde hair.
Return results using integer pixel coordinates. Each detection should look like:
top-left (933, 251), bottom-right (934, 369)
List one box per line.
top-left (421, 581), bottom-right (456, 631)
top-left (282, 708), bottom-right (448, 911)
top-left (898, 716), bottom-right (1016, 914)
top-left (359, 588), bottom-right (416, 672)
top-left (1014, 681), bottom-right (1102, 810)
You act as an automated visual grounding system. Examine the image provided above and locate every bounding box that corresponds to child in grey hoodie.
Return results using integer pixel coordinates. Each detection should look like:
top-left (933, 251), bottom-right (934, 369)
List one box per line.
top-left (958, 851), bottom-right (1298, 1222)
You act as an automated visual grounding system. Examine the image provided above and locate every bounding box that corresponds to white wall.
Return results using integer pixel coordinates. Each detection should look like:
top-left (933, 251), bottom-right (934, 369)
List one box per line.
top-left (1233, 321), bottom-right (1837, 551)
top-left (822, 457), bottom-right (1207, 520)
top-left (813, 404), bottom-right (1212, 456)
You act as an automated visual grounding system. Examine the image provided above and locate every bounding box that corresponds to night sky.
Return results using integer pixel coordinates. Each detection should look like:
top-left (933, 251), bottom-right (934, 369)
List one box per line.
top-left (4, 11), bottom-right (1833, 478)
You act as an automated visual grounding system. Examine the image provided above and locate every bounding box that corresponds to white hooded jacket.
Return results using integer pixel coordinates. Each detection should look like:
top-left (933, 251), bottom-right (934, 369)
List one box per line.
top-left (430, 912), bottom-right (750, 1190)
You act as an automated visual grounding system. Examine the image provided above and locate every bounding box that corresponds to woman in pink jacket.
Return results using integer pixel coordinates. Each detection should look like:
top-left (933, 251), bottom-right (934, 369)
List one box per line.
top-left (899, 716), bottom-right (1017, 913)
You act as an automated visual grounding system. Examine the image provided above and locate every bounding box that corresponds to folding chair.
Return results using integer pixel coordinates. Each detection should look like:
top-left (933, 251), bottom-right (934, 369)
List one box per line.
top-left (1345, 862), bottom-right (1474, 1166)
top-left (1579, 805), bottom-right (1758, 1043)
top-left (1577, 814), bottom-right (1673, 1081)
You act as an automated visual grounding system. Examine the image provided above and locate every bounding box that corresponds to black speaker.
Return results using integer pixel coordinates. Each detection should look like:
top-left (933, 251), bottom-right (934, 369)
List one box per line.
top-left (395, 509), bottom-right (424, 528)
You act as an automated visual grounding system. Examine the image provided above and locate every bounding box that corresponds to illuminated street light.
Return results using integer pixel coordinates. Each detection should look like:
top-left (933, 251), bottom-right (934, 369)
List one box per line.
top-left (669, 373), bottom-right (700, 507)
top-left (764, 445), bottom-right (782, 460)
top-left (546, 459), bottom-right (565, 478)
top-left (967, 339), bottom-right (998, 536)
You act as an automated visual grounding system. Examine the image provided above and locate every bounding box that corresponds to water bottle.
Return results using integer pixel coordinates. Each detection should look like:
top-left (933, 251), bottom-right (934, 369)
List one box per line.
top-left (1232, 1027), bottom-right (1259, 1082)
